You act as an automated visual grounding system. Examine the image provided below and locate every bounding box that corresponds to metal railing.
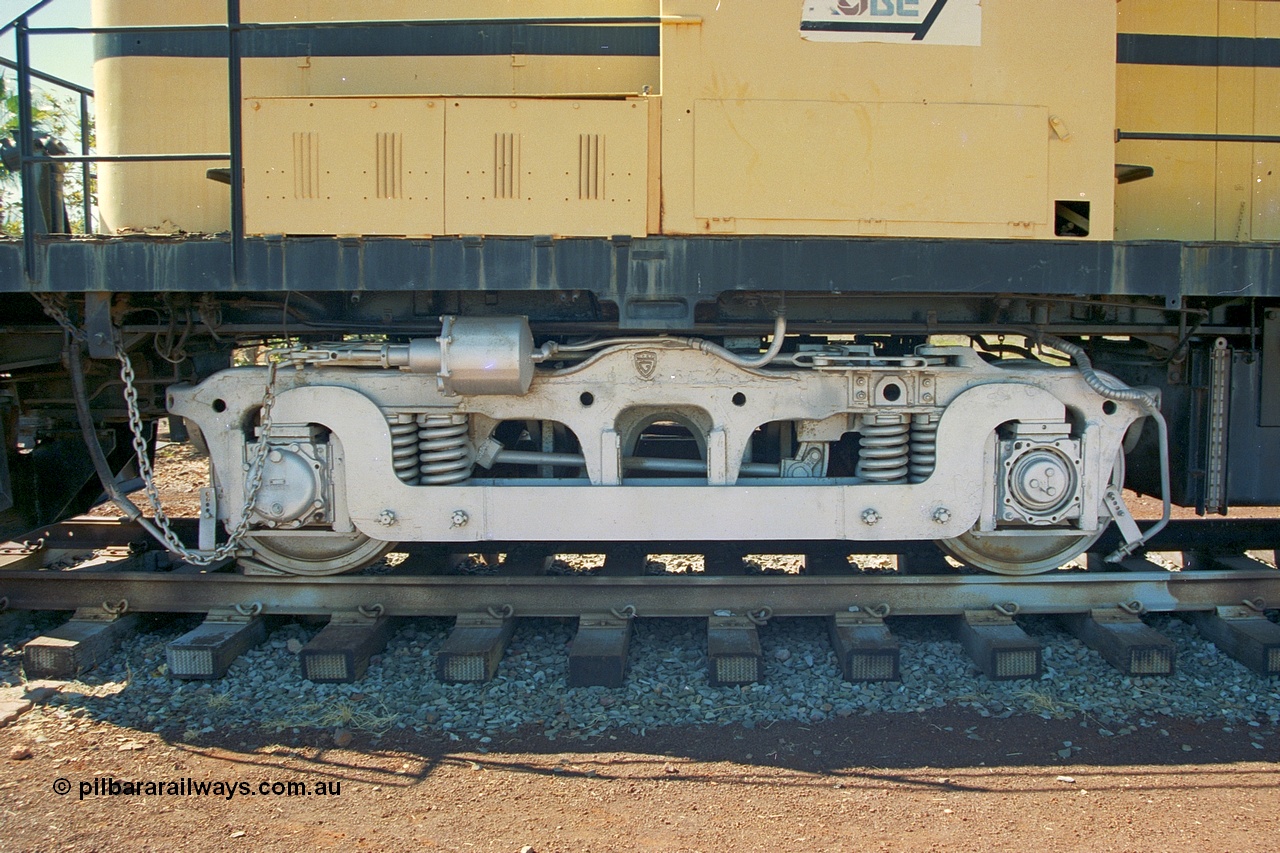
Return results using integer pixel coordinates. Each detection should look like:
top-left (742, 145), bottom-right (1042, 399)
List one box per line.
top-left (2, 1), bottom-right (236, 281)
top-left (3, 1), bottom-right (669, 286)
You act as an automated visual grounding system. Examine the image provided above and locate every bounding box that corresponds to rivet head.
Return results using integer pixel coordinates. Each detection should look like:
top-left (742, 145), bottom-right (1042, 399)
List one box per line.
top-left (861, 509), bottom-right (881, 526)
top-left (377, 509), bottom-right (397, 527)
top-left (451, 510), bottom-right (470, 528)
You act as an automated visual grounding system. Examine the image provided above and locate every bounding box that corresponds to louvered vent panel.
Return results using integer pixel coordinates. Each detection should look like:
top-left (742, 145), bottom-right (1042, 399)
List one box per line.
top-left (292, 131), bottom-right (320, 199)
top-left (579, 134), bottom-right (605, 200)
top-left (494, 133), bottom-right (520, 199)
top-left (376, 132), bottom-right (403, 199)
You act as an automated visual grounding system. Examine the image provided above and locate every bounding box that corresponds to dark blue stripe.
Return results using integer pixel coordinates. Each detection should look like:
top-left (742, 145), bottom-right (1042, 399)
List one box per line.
top-left (800, 21), bottom-right (919, 34)
top-left (95, 23), bottom-right (659, 60)
top-left (1119, 33), bottom-right (1280, 67)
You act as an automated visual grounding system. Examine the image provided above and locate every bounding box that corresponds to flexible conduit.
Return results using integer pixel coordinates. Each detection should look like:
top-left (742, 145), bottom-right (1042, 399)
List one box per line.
top-left (1037, 334), bottom-right (1171, 561)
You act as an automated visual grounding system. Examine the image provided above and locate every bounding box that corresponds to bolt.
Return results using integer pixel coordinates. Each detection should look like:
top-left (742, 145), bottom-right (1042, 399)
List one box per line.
top-left (861, 509), bottom-right (881, 526)
top-left (377, 509), bottom-right (397, 527)
top-left (451, 510), bottom-right (470, 528)
top-left (269, 502), bottom-right (284, 517)
top-left (933, 507), bottom-right (952, 525)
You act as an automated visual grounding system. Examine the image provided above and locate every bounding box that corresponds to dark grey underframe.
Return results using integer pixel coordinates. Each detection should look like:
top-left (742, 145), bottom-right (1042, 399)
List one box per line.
top-left (3, 236), bottom-right (1278, 326)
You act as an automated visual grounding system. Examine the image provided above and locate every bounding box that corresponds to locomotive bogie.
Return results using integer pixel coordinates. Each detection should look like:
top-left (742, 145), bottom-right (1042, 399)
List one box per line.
top-left (168, 326), bottom-right (1149, 574)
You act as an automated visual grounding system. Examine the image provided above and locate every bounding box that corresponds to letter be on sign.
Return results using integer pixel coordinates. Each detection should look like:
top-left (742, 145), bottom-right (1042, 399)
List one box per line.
top-left (800, 0), bottom-right (981, 46)
top-left (871, 0), bottom-right (918, 16)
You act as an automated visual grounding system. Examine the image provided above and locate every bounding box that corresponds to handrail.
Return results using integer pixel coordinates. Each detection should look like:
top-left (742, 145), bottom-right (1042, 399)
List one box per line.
top-left (29, 16), bottom-right (672, 36)
top-left (0, 57), bottom-right (91, 97)
top-left (4, 2), bottom-right (674, 285)
top-left (228, 0), bottom-right (243, 285)
top-left (0, 0), bottom-right (56, 37)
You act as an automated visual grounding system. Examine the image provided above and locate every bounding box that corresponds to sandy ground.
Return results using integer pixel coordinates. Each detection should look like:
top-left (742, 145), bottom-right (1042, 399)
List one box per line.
top-left (2, 707), bottom-right (1278, 853)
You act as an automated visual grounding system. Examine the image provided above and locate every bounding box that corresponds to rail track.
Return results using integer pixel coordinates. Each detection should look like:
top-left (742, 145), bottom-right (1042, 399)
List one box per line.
top-left (2, 517), bottom-right (1279, 688)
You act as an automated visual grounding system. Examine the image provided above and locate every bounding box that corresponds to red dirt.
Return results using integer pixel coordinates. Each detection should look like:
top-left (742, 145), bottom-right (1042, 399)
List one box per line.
top-left (2, 709), bottom-right (1276, 852)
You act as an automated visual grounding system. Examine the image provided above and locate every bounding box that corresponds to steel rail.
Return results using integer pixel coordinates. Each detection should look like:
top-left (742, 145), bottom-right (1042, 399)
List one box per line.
top-left (1, 567), bottom-right (1277, 619)
top-left (16, 516), bottom-right (1280, 555)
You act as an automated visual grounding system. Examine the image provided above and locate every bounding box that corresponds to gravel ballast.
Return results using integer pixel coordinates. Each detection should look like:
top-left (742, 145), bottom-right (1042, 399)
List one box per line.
top-left (3, 600), bottom-right (1278, 743)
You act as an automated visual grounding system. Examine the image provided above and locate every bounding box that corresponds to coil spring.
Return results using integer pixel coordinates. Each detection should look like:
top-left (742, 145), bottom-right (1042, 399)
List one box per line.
top-left (418, 413), bottom-right (474, 485)
top-left (855, 417), bottom-right (909, 483)
top-left (389, 415), bottom-right (421, 485)
top-left (909, 413), bottom-right (939, 484)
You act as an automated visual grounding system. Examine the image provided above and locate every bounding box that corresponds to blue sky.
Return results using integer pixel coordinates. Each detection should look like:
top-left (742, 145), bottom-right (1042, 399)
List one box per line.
top-left (1, 1), bottom-right (93, 90)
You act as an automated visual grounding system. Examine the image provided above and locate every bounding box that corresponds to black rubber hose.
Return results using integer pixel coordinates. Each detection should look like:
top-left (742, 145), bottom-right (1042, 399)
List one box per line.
top-left (67, 338), bottom-right (144, 523)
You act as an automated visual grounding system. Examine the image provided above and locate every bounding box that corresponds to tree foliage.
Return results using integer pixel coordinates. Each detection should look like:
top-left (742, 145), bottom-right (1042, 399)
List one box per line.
top-left (0, 72), bottom-right (94, 235)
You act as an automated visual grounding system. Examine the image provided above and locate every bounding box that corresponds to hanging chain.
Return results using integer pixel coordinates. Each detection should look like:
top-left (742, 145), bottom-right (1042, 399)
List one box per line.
top-left (34, 294), bottom-right (278, 565)
top-left (117, 336), bottom-right (278, 564)
top-left (33, 294), bottom-right (86, 342)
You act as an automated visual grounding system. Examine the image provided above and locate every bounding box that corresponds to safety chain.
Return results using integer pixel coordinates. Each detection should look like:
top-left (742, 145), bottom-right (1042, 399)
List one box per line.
top-left (117, 337), bottom-right (278, 564)
top-left (32, 294), bottom-right (87, 343)
top-left (34, 294), bottom-right (279, 566)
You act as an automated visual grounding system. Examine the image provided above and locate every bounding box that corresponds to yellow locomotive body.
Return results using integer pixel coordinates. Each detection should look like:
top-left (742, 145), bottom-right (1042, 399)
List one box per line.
top-left (94, 0), bottom-right (1115, 241)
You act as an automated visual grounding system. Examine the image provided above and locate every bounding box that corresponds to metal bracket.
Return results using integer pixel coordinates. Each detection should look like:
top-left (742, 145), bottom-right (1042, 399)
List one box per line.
top-left (198, 487), bottom-right (218, 551)
top-left (1103, 486), bottom-right (1144, 559)
top-left (84, 292), bottom-right (115, 358)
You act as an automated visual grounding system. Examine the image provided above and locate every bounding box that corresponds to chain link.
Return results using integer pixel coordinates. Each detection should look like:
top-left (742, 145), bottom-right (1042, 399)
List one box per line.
top-left (34, 293), bottom-right (278, 565)
top-left (117, 335), bottom-right (278, 565)
top-left (32, 293), bottom-right (87, 342)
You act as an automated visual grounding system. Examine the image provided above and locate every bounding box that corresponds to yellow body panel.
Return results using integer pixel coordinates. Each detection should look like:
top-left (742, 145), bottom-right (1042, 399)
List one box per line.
top-left (243, 97), bottom-right (445, 236)
top-left (659, 0), bottom-right (1115, 239)
top-left (92, 0), bottom-right (659, 234)
top-left (692, 100), bottom-right (1048, 228)
top-left (96, 0), bottom-right (1119, 241)
top-left (443, 99), bottom-right (650, 238)
top-left (1116, 0), bottom-right (1280, 242)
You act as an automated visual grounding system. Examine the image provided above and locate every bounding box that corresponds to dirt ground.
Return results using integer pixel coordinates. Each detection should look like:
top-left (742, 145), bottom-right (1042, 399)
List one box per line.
top-left (1, 708), bottom-right (1277, 853)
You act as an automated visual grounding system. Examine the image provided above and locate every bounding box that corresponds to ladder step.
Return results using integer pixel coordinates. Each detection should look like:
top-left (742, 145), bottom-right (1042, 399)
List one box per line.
top-left (896, 550), bottom-right (958, 575)
top-left (600, 545), bottom-right (648, 576)
top-left (803, 552), bottom-right (858, 575)
top-left (500, 546), bottom-right (554, 576)
top-left (704, 550), bottom-right (747, 576)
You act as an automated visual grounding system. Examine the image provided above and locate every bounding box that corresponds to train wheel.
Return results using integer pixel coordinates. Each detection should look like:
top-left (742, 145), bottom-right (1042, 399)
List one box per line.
top-left (938, 450), bottom-right (1125, 576)
top-left (244, 532), bottom-right (394, 576)
top-left (937, 528), bottom-right (1105, 576)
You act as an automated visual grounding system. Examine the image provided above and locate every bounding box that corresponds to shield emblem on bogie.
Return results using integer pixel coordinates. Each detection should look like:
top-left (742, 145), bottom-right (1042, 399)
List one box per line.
top-left (634, 350), bottom-right (658, 381)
